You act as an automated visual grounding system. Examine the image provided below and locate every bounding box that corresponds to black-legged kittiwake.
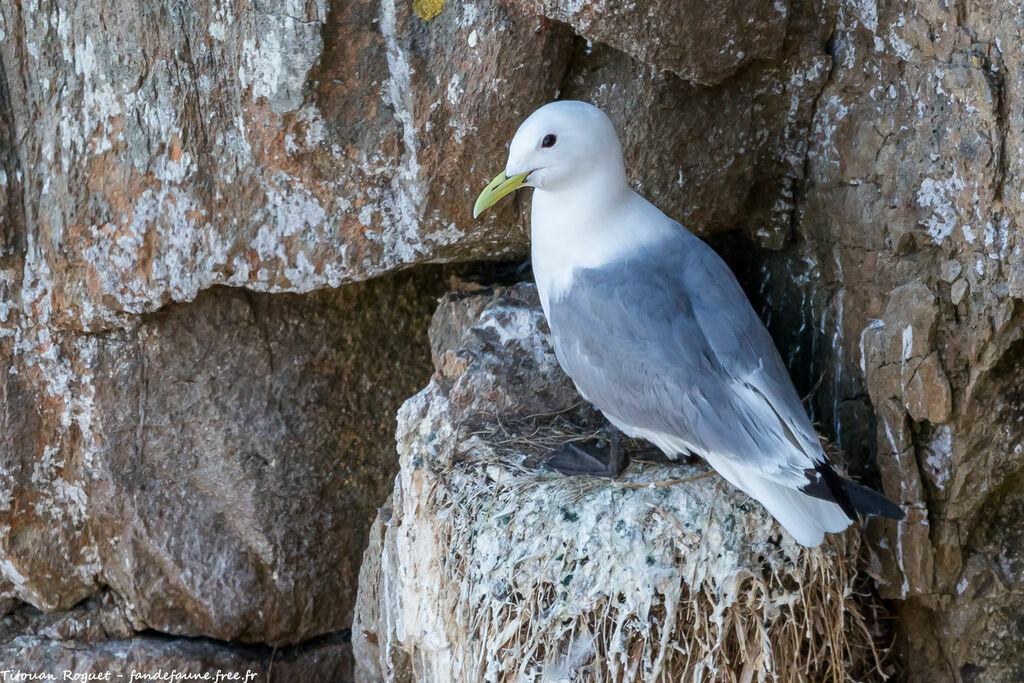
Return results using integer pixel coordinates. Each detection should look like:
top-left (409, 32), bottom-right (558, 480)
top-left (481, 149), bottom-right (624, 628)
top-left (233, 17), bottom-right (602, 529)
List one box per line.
top-left (473, 100), bottom-right (904, 547)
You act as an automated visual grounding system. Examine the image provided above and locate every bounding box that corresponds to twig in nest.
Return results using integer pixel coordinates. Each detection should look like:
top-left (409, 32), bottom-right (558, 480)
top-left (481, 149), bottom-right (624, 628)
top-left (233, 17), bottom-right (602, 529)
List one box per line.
top-left (612, 470), bottom-right (716, 489)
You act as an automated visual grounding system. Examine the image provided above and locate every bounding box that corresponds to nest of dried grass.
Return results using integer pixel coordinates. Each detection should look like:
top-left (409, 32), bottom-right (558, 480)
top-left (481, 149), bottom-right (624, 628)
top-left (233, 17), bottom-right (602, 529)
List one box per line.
top-left (383, 402), bottom-right (889, 682)
top-left (356, 289), bottom-right (893, 682)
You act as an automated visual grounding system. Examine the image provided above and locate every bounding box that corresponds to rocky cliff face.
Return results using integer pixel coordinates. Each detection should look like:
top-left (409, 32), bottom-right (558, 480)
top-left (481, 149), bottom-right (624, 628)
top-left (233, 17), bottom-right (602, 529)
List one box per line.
top-left (755, 3), bottom-right (1024, 680)
top-left (0, 0), bottom-right (1020, 679)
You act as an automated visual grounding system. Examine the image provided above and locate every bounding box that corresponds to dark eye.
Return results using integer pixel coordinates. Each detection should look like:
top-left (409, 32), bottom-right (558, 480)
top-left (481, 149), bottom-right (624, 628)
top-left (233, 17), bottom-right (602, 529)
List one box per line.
top-left (541, 134), bottom-right (557, 148)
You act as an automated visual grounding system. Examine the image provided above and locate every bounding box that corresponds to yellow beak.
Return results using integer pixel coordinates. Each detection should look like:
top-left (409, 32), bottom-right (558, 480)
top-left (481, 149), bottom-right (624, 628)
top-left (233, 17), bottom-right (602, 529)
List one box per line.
top-left (473, 171), bottom-right (529, 219)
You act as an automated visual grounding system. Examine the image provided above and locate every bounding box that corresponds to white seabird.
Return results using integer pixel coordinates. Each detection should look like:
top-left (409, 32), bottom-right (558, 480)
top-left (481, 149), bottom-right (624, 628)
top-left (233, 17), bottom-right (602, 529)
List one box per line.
top-left (473, 100), bottom-right (903, 547)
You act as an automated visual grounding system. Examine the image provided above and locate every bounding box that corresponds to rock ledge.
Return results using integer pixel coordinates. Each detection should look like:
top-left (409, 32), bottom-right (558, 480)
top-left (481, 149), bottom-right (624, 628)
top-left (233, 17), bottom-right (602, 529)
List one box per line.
top-left (354, 284), bottom-right (880, 682)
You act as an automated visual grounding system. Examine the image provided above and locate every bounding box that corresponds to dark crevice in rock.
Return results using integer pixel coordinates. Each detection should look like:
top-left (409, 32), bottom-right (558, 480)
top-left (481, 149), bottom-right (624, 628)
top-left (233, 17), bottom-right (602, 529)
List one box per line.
top-left (711, 231), bottom-right (819, 396)
top-left (554, 32), bottom-right (590, 101)
top-left (2, 628), bottom-right (354, 682)
top-left (907, 420), bottom-right (940, 533)
top-left (132, 626), bottom-right (353, 660)
top-left (448, 258), bottom-right (534, 289)
top-left (988, 41), bottom-right (1008, 205)
top-left (0, 35), bottom-right (24, 259)
top-left (0, 588), bottom-right (132, 645)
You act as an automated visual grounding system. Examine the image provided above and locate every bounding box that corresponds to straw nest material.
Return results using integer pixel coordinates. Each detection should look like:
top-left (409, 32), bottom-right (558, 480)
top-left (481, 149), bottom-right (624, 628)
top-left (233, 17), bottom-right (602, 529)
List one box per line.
top-left (353, 284), bottom-right (890, 682)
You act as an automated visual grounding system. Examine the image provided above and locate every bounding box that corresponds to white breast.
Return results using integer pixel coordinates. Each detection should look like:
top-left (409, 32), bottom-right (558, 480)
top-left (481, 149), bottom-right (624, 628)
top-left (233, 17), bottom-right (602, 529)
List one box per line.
top-left (529, 188), bottom-right (676, 317)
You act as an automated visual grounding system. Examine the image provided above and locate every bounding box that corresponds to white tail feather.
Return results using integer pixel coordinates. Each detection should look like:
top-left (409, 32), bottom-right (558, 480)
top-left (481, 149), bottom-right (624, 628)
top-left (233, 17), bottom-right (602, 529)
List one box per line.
top-left (705, 454), bottom-right (852, 547)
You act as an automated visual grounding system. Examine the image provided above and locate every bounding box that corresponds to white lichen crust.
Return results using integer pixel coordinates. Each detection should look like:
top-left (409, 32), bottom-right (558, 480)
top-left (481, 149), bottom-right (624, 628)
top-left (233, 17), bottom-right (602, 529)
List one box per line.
top-left (354, 285), bottom-right (879, 682)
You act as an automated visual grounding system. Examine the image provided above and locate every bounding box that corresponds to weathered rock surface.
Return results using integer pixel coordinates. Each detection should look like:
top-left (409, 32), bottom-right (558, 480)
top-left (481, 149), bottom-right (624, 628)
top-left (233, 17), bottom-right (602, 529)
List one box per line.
top-left (726, 2), bottom-right (1024, 679)
top-left (0, 269), bottom-right (448, 649)
top-left (0, 0), bottom-right (570, 330)
top-left (0, 592), bottom-right (354, 678)
top-left (510, 0), bottom-right (790, 85)
top-left (352, 285), bottom-right (879, 682)
top-left (0, 0), bottom-right (844, 333)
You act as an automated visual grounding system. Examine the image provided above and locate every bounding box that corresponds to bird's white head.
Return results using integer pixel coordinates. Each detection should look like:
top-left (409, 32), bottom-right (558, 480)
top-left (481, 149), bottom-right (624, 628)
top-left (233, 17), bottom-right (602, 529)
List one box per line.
top-left (473, 101), bottom-right (627, 218)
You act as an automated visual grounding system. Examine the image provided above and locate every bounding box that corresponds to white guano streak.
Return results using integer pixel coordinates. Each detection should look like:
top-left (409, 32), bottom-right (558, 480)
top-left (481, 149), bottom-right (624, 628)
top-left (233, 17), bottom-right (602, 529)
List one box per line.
top-left (379, 0), bottom-right (426, 263)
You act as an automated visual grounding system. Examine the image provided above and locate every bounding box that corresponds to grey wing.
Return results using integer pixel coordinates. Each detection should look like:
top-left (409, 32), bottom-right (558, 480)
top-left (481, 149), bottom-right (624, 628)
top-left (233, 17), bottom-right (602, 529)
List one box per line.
top-left (546, 232), bottom-right (824, 487)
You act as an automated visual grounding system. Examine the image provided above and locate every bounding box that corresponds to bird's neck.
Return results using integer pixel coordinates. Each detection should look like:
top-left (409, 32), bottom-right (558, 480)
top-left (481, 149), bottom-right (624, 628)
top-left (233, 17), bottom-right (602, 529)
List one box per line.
top-left (529, 180), bottom-right (671, 315)
top-left (542, 162), bottom-right (630, 209)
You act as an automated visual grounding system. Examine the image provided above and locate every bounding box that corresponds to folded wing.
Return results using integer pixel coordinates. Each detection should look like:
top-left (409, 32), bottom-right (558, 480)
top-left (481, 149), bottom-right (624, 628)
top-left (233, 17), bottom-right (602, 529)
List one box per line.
top-left (546, 228), bottom-right (825, 491)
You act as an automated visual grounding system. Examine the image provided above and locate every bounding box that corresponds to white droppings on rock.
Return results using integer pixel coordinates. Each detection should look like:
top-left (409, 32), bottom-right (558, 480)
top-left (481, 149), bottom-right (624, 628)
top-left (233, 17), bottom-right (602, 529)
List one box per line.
top-left (0, 235), bottom-right (105, 605)
top-left (378, 0), bottom-right (430, 266)
top-left (238, 1), bottom-right (326, 113)
top-left (809, 94), bottom-right (850, 170)
top-left (924, 425), bottom-right (952, 490)
top-left (917, 172), bottom-right (966, 244)
top-left (240, 34), bottom-right (285, 102)
top-left (447, 73), bottom-right (463, 107)
top-left (859, 318), bottom-right (884, 374)
top-left (283, 251), bottom-right (318, 290)
top-left (358, 205), bottom-right (375, 227)
top-left (895, 516), bottom-right (910, 598)
top-left (881, 417), bottom-right (905, 493)
top-left (425, 222), bottom-right (466, 249)
top-left (261, 180), bottom-right (327, 239)
top-left (887, 29), bottom-right (914, 61)
top-left (152, 147), bottom-right (194, 184)
top-left (297, 105), bottom-right (326, 148)
top-left (901, 324), bottom-right (913, 362)
top-left (0, 559), bottom-right (28, 593)
top-left (852, 0), bottom-right (878, 34)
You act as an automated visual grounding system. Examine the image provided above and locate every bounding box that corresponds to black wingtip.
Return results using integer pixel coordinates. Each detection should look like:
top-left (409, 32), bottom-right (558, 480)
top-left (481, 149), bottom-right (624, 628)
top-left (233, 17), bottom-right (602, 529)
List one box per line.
top-left (841, 478), bottom-right (906, 520)
top-left (802, 462), bottom-right (905, 521)
top-left (812, 461), bottom-right (857, 520)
